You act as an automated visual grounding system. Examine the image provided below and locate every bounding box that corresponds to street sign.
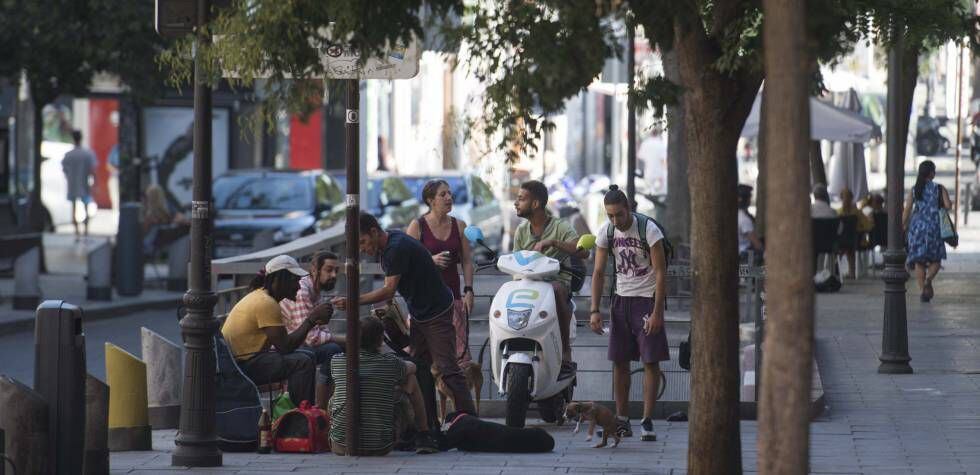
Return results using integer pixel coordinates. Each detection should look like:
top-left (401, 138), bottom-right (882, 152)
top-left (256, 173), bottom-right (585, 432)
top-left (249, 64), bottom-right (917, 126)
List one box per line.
top-left (155, 0), bottom-right (231, 38)
top-left (320, 40), bottom-right (421, 80)
top-left (154, 0), bottom-right (195, 38)
top-left (223, 38), bottom-right (421, 80)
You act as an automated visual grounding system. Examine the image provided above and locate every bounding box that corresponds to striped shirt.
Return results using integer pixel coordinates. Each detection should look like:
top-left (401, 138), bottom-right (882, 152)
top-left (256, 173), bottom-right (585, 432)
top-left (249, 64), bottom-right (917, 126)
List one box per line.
top-left (328, 350), bottom-right (406, 452)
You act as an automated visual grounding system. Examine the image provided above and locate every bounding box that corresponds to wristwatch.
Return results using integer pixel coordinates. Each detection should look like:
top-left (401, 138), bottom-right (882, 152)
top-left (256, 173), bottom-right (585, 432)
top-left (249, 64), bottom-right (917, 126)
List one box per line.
top-left (464, 286), bottom-right (474, 294)
top-left (590, 309), bottom-right (600, 314)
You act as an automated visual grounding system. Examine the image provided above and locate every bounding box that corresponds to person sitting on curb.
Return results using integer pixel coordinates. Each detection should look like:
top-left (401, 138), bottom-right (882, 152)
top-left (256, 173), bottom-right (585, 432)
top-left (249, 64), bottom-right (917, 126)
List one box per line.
top-left (329, 315), bottom-right (440, 455)
top-left (280, 250), bottom-right (346, 408)
top-left (221, 255), bottom-right (334, 407)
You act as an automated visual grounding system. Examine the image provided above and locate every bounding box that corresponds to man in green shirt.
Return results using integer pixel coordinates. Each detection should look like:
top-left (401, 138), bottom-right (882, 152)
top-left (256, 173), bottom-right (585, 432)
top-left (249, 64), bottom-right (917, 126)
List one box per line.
top-left (511, 180), bottom-right (589, 379)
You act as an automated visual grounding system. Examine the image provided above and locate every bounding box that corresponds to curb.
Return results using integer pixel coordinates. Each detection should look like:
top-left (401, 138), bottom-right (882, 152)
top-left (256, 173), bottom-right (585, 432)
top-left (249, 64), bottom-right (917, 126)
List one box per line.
top-left (0, 296), bottom-right (183, 337)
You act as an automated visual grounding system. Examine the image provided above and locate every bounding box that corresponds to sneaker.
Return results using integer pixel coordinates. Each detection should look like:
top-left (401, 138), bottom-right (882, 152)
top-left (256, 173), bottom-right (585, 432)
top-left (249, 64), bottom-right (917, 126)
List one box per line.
top-left (616, 417), bottom-right (632, 437)
top-left (640, 418), bottom-right (657, 441)
top-left (414, 431), bottom-right (440, 455)
top-left (558, 361), bottom-right (577, 380)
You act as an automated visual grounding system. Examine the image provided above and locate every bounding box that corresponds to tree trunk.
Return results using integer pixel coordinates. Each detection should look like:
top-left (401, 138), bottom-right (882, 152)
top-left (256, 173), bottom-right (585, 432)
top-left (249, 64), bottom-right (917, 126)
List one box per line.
top-left (663, 49), bottom-right (691, 244)
top-left (809, 141), bottom-right (826, 186)
top-left (758, 0), bottom-right (814, 472)
top-left (675, 23), bottom-right (761, 475)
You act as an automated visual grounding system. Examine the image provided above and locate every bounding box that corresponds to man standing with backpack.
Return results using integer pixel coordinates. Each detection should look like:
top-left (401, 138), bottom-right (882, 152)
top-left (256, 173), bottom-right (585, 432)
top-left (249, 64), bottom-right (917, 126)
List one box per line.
top-left (589, 185), bottom-right (670, 442)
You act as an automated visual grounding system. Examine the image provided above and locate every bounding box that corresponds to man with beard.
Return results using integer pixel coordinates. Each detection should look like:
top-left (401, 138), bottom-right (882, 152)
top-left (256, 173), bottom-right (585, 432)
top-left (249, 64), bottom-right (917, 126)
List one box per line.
top-left (512, 180), bottom-right (589, 380)
top-left (332, 213), bottom-right (476, 423)
top-left (280, 250), bottom-right (346, 408)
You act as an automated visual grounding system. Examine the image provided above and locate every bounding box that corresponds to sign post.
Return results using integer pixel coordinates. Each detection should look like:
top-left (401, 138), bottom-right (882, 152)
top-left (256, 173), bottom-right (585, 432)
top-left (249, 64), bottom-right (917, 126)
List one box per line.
top-left (324, 40), bottom-right (420, 457)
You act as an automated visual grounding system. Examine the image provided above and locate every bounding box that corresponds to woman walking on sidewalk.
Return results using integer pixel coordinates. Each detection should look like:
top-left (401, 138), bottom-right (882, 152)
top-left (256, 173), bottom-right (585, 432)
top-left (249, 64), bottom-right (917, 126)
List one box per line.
top-left (406, 179), bottom-right (475, 364)
top-left (903, 160), bottom-right (952, 302)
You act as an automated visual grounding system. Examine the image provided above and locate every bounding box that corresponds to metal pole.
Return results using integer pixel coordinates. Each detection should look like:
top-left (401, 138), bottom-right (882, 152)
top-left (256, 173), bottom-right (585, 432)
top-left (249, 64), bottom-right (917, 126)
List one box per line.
top-left (626, 20), bottom-right (637, 206)
top-left (879, 23), bottom-right (913, 375)
top-left (343, 79), bottom-right (362, 456)
top-left (172, 0), bottom-right (222, 466)
top-left (954, 43), bottom-right (964, 227)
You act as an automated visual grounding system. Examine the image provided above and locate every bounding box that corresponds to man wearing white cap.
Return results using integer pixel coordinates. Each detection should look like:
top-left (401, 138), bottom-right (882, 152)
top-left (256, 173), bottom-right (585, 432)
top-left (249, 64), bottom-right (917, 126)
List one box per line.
top-left (222, 255), bottom-right (335, 407)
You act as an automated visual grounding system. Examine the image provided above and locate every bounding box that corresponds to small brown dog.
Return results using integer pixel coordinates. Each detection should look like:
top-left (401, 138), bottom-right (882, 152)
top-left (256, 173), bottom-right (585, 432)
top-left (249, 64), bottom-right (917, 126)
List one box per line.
top-left (432, 360), bottom-right (484, 422)
top-left (563, 401), bottom-right (621, 448)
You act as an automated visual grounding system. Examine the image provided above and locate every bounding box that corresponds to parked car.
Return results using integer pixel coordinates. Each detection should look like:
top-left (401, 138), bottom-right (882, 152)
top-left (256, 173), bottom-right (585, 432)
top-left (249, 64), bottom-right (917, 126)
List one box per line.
top-left (329, 173), bottom-right (421, 230)
top-left (400, 172), bottom-right (504, 252)
top-left (212, 169), bottom-right (345, 259)
top-left (332, 172), bottom-right (503, 252)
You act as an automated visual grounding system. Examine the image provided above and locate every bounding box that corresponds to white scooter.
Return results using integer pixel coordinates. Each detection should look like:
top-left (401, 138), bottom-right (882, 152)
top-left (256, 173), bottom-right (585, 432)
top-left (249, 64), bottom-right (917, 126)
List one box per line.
top-left (466, 226), bottom-right (595, 428)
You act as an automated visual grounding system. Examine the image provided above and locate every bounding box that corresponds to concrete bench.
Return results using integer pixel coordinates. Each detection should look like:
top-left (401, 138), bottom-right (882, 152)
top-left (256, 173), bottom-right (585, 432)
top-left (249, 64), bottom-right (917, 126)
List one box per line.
top-left (1, 233), bottom-right (43, 309)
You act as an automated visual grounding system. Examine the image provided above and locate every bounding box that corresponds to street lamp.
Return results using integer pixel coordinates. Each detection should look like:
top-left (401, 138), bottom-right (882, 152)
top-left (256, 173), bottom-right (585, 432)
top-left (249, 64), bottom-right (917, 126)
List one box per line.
top-left (170, 0), bottom-right (223, 466)
top-left (879, 22), bottom-right (913, 375)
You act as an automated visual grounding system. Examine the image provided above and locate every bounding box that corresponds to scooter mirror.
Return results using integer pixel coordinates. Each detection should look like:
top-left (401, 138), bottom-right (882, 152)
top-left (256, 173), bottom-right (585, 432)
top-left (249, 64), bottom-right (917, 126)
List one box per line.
top-left (577, 234), bottom-right (597, 250)
top-left (464, 226), bottom-right (485, 244)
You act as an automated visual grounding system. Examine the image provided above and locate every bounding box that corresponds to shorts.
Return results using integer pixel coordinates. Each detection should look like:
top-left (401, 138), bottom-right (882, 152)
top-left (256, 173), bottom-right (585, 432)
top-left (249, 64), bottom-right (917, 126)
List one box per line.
top-left (607, 295), bottom-right (670, 364)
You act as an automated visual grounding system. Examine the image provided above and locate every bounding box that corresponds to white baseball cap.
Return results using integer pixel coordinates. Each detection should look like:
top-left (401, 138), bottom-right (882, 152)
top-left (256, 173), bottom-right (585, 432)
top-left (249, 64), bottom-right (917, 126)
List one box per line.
top-left (265, 255), bottom-right (308, 277)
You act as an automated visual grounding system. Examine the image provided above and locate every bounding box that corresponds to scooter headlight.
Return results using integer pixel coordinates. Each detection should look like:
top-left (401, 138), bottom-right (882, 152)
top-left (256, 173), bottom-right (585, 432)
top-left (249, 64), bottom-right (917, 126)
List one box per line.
top-left (507, 308), bottom-right (532, 330)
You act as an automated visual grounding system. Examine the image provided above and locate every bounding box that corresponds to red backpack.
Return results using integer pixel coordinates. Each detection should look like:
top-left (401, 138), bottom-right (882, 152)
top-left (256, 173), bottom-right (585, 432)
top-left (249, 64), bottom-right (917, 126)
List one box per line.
top-left (272, 401), bottom-right (330, 453)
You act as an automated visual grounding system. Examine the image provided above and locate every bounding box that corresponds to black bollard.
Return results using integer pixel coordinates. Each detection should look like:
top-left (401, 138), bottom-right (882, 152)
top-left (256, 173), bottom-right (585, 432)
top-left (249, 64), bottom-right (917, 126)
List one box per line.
top-left (34, 301), bottom-right (87, 475)
top-left (116, 202), bottom-right (144, 296)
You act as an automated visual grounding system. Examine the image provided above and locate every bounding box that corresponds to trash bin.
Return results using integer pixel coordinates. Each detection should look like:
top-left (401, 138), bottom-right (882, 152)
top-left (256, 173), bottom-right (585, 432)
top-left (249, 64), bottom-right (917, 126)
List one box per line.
top-left (34, 300), bottom-right (86, 475)
top-left (116, 202), bottom-right (144, 296)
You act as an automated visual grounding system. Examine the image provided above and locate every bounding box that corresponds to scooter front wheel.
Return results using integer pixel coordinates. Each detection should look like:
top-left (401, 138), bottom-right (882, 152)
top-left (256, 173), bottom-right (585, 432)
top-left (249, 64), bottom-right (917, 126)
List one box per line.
top-left (505, 363), bottom-right (533, 428)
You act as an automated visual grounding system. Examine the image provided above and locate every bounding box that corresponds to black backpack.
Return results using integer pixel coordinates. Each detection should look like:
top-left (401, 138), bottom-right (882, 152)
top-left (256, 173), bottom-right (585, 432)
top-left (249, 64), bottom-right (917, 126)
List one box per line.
top-left (214, 336), bottom-right (264, 452)
top-left (605, 212), bottom-right (673, 300)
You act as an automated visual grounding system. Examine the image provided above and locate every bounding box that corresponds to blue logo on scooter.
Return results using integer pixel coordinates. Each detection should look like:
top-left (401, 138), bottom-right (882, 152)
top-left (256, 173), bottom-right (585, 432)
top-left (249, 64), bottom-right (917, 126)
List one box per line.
top-left (513, 251), bottom-right (543, 266)
top-left (506, 289), bottom-right (539, 310)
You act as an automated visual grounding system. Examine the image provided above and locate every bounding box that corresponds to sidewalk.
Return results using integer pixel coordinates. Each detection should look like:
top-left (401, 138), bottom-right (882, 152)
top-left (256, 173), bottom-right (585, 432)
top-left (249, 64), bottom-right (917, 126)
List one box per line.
top-left (0, 230), bottom-right (183, 336)
top-left (105, 227), bottom-right (980, 474)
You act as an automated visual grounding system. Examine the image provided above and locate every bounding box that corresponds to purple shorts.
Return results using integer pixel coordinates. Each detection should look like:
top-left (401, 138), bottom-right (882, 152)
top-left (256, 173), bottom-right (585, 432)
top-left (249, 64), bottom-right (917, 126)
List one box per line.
top-left (607, 295), bottom-right (670, 364)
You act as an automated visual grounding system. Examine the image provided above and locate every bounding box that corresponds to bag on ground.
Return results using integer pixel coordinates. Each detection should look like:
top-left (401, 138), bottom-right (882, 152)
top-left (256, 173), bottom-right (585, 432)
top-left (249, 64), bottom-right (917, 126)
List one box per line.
top-left (272, 392), bottom-right (296, 420)
top-left (215, 336), bottom-right (264, 452)
top-left (679, 332), bottom-right (691, 371)
top-left (272, 401), bottom-right (331, 453)
top-left (814, 269), bottom-right (841, 293)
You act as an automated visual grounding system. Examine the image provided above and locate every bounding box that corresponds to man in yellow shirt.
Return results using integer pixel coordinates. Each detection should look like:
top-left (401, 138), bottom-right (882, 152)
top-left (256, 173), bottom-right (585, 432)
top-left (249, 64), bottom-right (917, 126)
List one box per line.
top-left (222, 255), bottom-right (333, 407)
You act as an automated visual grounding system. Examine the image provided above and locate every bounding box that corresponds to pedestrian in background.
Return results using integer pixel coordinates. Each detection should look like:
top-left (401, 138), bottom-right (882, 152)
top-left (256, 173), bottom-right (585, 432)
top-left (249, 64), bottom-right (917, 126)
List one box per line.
top-left (836, 187), bottom-right (873, 279)
top-left (737, 184), bottom-right (764, 263)
top-left (406, 179), bottom-right (475, 365)
top-left (141, 184), bottom-right (189, 255)
top-left (903, 160), bottom-right (951, 302)
top-left (62, 129), bottom-right (98, 239)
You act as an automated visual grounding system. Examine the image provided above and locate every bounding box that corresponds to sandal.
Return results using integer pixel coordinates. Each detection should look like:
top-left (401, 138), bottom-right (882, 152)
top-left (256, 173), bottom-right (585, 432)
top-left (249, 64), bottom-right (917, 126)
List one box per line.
top-left (922, 278), bottom-right (934, 302)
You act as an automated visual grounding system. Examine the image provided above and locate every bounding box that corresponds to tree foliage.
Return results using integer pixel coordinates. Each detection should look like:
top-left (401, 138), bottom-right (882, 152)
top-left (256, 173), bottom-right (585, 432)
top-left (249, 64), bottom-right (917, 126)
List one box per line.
top-left (0, 0), bottom-right (166, 107)
top-left (169, 0), bottom-right (974, 163)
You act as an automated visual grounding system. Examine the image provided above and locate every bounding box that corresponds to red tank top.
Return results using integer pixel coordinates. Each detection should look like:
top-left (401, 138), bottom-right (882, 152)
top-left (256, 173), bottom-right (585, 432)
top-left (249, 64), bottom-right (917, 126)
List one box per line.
top-left (418, 216), bottom-right (462, 300)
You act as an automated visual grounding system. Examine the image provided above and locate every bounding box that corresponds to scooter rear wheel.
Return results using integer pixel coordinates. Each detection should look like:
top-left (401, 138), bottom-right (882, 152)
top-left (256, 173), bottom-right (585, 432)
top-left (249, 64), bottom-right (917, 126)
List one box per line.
top-left (505, 363), bottom-right (533, 428)
top-left (538, 385), bottom-right (572, 424)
